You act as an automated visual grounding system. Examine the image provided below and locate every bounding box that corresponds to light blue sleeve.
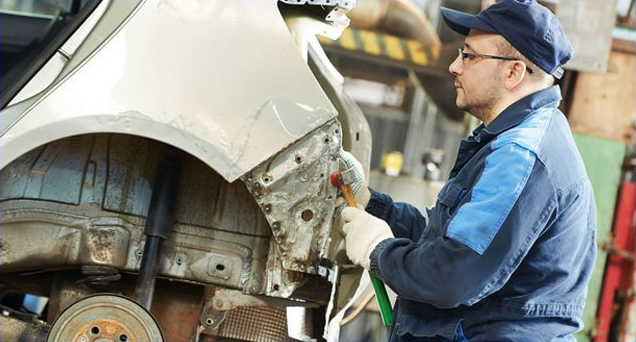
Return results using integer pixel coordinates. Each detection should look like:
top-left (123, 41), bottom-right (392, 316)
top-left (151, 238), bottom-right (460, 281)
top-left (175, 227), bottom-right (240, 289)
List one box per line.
top-left (445, 143), bottom-right (536, 254)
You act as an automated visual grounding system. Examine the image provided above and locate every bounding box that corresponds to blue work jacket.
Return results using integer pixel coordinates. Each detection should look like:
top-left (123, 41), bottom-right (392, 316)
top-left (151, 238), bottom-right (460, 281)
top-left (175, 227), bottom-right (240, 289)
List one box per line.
top-left (367, 86), bottom-right (597, 341)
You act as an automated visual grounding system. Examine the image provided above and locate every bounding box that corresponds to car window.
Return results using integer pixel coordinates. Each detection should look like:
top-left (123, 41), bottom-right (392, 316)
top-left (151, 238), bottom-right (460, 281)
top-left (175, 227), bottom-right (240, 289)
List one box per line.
top-left (0, 0), bottom-right (100, 108)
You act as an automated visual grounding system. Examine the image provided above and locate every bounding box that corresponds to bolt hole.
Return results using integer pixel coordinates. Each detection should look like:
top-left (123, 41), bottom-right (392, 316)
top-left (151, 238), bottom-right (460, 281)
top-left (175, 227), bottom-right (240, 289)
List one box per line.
top-left (206, 318), bottom-right (214, 326)
top-left (335, 129), bottom-right (339, 134)
top-left (320, 173), bottom-right (324, 177)
top-left (216, 264), bottom-right (225, 271)
top-left (176, 258), bottom-right (183, 264)
top-left (273, 284), bottom-right (280, 291)
top-left (324, 137), bottom-right (330, 143)
top-left (91, 326), bottom-right (100, 335)
top-left (119, 334), bottom-right (128, 342)
top-left (301, 209), bottom-right (314, 222)
top-left (295, 156), bottom-right (302, 163)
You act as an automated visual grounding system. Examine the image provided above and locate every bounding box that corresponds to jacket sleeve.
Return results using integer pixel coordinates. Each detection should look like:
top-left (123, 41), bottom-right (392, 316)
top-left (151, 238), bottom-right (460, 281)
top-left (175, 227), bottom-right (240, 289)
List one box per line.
top-left (365, 188), bottom-right (430, 241)
top-left (368, 143), bottom-right (557, 308)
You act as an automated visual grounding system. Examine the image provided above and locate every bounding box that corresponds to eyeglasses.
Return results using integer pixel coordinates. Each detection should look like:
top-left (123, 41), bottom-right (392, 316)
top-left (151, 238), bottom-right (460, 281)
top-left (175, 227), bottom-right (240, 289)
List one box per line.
top-left (458, 49), bottom-right (534, 74)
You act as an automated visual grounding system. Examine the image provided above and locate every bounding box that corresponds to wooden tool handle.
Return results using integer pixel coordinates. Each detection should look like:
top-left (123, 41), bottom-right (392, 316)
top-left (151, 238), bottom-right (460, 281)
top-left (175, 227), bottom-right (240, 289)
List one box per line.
top-left (342, 184), bottom-right (357, 207)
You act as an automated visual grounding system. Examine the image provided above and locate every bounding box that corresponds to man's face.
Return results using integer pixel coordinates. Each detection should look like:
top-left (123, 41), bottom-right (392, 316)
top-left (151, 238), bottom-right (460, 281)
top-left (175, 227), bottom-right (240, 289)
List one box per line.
top-left (448, 30), bottom-right (505, 120)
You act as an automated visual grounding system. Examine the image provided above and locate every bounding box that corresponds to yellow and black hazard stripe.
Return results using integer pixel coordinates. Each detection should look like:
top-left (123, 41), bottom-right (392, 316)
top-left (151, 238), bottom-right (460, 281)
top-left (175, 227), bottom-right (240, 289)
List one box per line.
top-left (318, 27), bottom-right (442, 68)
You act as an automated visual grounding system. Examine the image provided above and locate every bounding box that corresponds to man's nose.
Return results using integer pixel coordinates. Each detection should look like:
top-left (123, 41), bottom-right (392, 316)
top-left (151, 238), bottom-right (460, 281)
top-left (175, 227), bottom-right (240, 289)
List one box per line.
top-left (449, 55), bottom-right (462, 76)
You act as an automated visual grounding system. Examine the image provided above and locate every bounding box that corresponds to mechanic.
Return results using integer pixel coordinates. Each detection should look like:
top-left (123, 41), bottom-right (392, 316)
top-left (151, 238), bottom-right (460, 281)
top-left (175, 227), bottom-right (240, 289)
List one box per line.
top-left (338, 0), bottom-right (597, 340)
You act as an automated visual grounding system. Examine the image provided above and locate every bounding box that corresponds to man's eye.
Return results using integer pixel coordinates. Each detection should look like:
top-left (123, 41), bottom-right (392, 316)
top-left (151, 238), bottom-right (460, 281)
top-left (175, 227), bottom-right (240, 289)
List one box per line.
top-left (464, 53), bottom-right (477, 59)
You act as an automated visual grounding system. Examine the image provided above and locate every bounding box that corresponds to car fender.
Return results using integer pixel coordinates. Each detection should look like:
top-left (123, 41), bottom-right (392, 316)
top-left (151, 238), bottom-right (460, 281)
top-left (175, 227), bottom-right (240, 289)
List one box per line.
top-left (0, 0), bottom-right (337, 182)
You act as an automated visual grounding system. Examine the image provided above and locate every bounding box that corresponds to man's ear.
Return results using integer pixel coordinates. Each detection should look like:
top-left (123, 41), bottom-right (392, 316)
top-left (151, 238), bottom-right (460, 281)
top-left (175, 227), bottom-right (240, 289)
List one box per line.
top-left (504, 60), bottom-right (527, 90)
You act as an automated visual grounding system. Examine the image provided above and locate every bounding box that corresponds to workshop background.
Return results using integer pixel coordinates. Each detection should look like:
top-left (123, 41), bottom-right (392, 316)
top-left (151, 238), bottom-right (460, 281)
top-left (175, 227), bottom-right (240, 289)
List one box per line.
top-left (328, 0), bottom-right (636, 341)
top-left (0, 0), bottom-right (634, 341)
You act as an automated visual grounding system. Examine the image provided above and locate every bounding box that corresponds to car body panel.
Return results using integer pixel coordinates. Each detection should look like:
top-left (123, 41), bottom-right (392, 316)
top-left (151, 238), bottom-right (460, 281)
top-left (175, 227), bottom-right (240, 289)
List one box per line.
top-left (0, 0), bottom-right (337, 182)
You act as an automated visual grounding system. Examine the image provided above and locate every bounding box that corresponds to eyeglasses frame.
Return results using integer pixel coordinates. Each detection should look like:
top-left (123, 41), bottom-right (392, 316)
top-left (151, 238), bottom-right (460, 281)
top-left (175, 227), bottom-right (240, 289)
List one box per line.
top-left (458, 48), bottom-right (534, 74)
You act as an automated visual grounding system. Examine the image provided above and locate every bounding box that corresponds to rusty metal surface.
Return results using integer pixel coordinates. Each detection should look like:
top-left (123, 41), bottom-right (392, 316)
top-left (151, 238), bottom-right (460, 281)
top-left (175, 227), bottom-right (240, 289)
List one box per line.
top-left (0, 127), bottom-right (352, 339)
top-left (0, 311), bottom-right (49, 341)
top-left (0, 201), bottom-right (264, 293)
top-left (47, 277), bottom-right (94, 323)
top-left (0, 134), bottom-right (270, 294)
top-left (0, 127), bottom-right (346, 325)
top-left (150, 281), bottom-right (204, 341)
top-left (73, 319), bottom-right (136, 342)
top-left (0, 126), bottom-right (354, 342)
top-left (209, 288), bottom-right (317, 312)
top-left (46, 294), bottom-right (163, 341)
top-left (243, 119), bottom-right (341, 297)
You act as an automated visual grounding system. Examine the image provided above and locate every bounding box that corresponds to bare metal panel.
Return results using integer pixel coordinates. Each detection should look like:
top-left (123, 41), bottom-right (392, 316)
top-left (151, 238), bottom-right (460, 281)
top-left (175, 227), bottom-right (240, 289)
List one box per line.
top-left (0, 134), bottom-right (272, 293)
top-left (0, 0), bottom-right (337, 182)
top-left (244, 120), bottom-right (340, 274)
top-left (0, 134), bottom-right (271, 236)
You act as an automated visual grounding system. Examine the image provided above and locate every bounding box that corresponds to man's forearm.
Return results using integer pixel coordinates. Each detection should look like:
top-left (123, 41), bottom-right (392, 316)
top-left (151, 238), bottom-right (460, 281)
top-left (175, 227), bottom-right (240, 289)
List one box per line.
top-left (365, 188), bottom-right (428, 241)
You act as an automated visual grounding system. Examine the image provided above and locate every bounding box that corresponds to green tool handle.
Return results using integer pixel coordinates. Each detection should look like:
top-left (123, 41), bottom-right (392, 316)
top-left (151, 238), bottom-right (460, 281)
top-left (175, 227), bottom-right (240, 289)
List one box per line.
top-left (370, 273), bottom-right (393, 326)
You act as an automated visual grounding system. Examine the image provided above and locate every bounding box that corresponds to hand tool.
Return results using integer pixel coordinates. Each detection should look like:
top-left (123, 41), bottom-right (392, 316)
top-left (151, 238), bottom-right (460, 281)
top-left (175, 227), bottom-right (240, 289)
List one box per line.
top-left (331, 170), bottom-right (393, 326)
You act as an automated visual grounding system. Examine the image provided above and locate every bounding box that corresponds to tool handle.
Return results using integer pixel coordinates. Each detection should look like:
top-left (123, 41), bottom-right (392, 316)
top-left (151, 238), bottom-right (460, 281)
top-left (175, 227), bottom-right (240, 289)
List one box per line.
top-left (341, 184), bottom-right (357, 207)
top-left (370, 274), bottom-right (393, 326)
top-left (339, 181), bottom-right (394, 326)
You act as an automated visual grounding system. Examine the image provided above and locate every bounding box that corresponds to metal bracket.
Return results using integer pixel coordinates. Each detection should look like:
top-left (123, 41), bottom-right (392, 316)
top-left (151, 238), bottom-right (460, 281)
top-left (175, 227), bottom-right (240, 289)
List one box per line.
top-left (318, 258), bottom-right (336, 283)
top-left (199, 303), bottom-right (228, 332)
top-left (318, 266), bottom-right (335, 283)
top-left (209, 288), bottom-right (317, 312)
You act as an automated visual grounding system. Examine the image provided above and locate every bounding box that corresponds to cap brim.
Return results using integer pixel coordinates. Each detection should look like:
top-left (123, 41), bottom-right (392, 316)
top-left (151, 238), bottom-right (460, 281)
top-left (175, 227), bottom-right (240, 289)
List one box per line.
top-left (441, 7), bottom-right (498, 36)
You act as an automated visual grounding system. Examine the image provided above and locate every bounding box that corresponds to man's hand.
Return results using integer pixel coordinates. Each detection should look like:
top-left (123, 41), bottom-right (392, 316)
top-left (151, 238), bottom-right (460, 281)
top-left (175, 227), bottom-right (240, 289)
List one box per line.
top-left (336, 151), bottom-right (371, 212)
top-left (341, 207), bottom-right (394, 269)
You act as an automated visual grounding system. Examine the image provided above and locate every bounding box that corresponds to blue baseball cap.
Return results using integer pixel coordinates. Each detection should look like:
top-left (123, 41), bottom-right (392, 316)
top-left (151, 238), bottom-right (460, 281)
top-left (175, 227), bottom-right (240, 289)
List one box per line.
top-left (441, 0), bottom-right (571, 79)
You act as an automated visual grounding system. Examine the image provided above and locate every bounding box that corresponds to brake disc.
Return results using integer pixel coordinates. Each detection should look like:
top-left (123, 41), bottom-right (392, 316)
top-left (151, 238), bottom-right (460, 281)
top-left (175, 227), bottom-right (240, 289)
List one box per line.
top-left (47, 294), bottom-right (164, 342)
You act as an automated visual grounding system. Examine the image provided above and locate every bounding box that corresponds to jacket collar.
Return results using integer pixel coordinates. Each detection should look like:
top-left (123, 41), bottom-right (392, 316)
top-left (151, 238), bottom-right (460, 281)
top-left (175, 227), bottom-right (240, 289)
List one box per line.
top-left (474, 85), bottom-right (562, 143)
top-left (450, 86), bottom-right (562, 178)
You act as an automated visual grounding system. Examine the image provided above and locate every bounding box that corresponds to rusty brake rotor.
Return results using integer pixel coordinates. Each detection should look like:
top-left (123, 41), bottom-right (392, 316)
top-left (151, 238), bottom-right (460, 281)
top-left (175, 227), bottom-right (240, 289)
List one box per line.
top-left (46, 294), bottom-right (164, 342)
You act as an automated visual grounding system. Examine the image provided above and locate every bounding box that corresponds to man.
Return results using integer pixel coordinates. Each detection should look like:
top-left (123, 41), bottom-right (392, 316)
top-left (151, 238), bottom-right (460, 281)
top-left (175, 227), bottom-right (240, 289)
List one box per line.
top-left (339, 0), bottom-right (597, 340)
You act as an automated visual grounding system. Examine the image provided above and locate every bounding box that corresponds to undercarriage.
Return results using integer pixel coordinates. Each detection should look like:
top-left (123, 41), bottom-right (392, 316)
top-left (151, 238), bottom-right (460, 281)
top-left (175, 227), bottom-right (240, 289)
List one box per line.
top-left (0, 132), bottom-right (357, 341)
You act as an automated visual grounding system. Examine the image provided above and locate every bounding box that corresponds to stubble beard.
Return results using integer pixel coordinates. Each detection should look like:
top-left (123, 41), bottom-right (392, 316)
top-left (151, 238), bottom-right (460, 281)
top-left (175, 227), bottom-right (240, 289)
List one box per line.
top-left (458, 86), bottom-right (502, 125)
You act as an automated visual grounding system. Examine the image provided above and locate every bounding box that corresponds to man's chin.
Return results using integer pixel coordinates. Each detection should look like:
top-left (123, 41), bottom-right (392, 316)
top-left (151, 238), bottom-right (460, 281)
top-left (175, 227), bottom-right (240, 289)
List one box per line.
top-left (456, 99), bottom-right (467, 111)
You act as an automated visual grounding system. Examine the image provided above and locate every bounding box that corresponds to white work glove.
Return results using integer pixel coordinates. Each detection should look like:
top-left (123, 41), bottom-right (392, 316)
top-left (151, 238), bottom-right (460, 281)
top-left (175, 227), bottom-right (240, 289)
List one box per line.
top-left (341, 207), bottom-right (394, 269)
top-left (335, 151), bottom-right (371, 213)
